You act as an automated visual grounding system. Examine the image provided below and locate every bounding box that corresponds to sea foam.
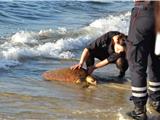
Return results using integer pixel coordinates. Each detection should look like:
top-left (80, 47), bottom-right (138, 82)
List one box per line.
top-left (0, 12), bottom-right (130, 69)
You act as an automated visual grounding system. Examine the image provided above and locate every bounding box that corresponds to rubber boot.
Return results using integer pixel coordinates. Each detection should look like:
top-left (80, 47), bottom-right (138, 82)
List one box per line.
top-left (127, 106), bottom-right (147, 120)
top-left (149, 91), bottom-right (160, 112)
top-left (149, 100), bottom-right (160, 113)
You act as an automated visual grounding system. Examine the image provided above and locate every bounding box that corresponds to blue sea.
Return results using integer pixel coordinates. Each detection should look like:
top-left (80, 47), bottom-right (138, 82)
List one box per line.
top-left (0, 1), bottom-right (134, 119)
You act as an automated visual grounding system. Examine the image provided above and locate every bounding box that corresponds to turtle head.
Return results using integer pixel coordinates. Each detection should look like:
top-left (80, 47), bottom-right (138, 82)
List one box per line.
top-left (85, 75), bottom-right (97, 86)
top-left (75, 75), bottom-right (97, 88)
top-left (81, 75), bottom-right (97, 88)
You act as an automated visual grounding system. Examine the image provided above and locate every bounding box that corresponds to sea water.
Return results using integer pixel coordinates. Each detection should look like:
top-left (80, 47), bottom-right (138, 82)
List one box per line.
top-left (0, 1), bottom-right (134, 119)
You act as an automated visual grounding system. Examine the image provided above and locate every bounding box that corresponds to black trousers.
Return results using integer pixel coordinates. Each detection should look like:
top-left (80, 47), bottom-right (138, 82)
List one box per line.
top-left (127, 4), bottom-right (160, 107)
top-left (85, 53), bottom-right (128, 74)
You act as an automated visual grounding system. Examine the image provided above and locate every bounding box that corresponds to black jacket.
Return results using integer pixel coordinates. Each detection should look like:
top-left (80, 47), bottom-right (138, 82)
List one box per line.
top-left (86, 31), bottom-right (125, 62)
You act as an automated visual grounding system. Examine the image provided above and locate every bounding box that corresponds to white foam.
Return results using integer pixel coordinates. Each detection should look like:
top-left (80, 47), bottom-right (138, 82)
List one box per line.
top-left (89, 12), bottom-right (131, 35)
top-left (11, 31), bottom-right (38, 45)
top-left (38, 27), bottom-right (67, 39)
top-left (0, 12), bottom-right (131, 68)
top-left (36, 36), bottom-right (91, 58)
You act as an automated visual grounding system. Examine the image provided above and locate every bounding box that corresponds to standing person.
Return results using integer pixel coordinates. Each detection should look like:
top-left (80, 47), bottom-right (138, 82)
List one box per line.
top-left (71, 31), bottom-right (128, 78)
top-left (127, 1), bottom-right (160, 120)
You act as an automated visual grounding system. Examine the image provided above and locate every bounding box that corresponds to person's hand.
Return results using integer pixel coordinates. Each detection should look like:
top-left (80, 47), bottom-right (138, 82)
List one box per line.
top-left (114, 44), bottom-right (125, 54)
top-left (87, 66), bottom-right (96, 75)
top-left (70, 63), bottom-right (82, 70)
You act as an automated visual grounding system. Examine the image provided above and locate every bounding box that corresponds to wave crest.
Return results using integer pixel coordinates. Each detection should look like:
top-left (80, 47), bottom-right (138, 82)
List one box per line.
top-left (0, 12), bottom-right (131, 69)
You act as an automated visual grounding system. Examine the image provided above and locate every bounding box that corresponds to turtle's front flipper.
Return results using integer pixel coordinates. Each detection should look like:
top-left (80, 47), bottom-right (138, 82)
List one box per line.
top-left (85, 76), bottom-right (97, 86)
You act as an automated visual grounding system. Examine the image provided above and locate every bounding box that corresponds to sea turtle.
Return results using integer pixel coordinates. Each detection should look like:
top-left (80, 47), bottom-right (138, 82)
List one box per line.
top-left (42, 67), bottom-right (97, 87)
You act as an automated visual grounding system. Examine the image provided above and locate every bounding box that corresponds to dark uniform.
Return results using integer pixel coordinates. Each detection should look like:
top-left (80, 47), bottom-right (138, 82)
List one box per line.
top-left (127, 1), bottom-right (160, 119)
top-left (86, 31), bottom-right (128, 77)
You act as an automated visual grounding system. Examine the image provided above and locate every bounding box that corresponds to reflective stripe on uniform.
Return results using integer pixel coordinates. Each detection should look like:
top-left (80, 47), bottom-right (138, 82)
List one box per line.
top-left (148, 87), bottom-right (160, 92)
top-left (149, 81), bottom-right (160, 86)
top-left (132, 92), bottom-right (148, 97)
top-left (149, 81), bottom-right (160, 92)
top-left (131, 86), bottom-right (147, 97)
top-left (132, 86), bottom-right (147, 91)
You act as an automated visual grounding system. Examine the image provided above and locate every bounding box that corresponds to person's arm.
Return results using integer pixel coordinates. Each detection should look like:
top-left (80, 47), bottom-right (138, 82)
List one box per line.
top-left (108, 52), bottom-right (125, 62)
top-left (71, 48), bottom-right (89, 70)
top-left (71, 33), bottom-right (107, 70)
top-left (87, 59), bottom-right (109, 74)
top-left (87, 51), bottom-right (126, 74)
top-left (94, 59), bottom-right (109, 69)
top-left (79, 48), bottom-right (89, 66)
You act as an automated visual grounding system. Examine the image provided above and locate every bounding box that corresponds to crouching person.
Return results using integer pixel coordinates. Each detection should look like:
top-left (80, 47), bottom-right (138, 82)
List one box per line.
top-left (71, 31), bottom-right (128, 78)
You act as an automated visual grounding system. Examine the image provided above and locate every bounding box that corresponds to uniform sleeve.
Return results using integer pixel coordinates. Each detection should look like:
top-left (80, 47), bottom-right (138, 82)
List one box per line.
top-left (107, 52), bottom-right (125, 63)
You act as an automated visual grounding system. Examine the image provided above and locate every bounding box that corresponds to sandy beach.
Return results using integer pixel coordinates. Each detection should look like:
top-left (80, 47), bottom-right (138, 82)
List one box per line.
top-left (1, 1), bottom-right (159, 120)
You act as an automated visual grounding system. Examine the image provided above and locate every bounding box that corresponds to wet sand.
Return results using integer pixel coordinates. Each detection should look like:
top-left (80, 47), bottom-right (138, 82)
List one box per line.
top-left (0, 61), bottom-right (160, 120)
